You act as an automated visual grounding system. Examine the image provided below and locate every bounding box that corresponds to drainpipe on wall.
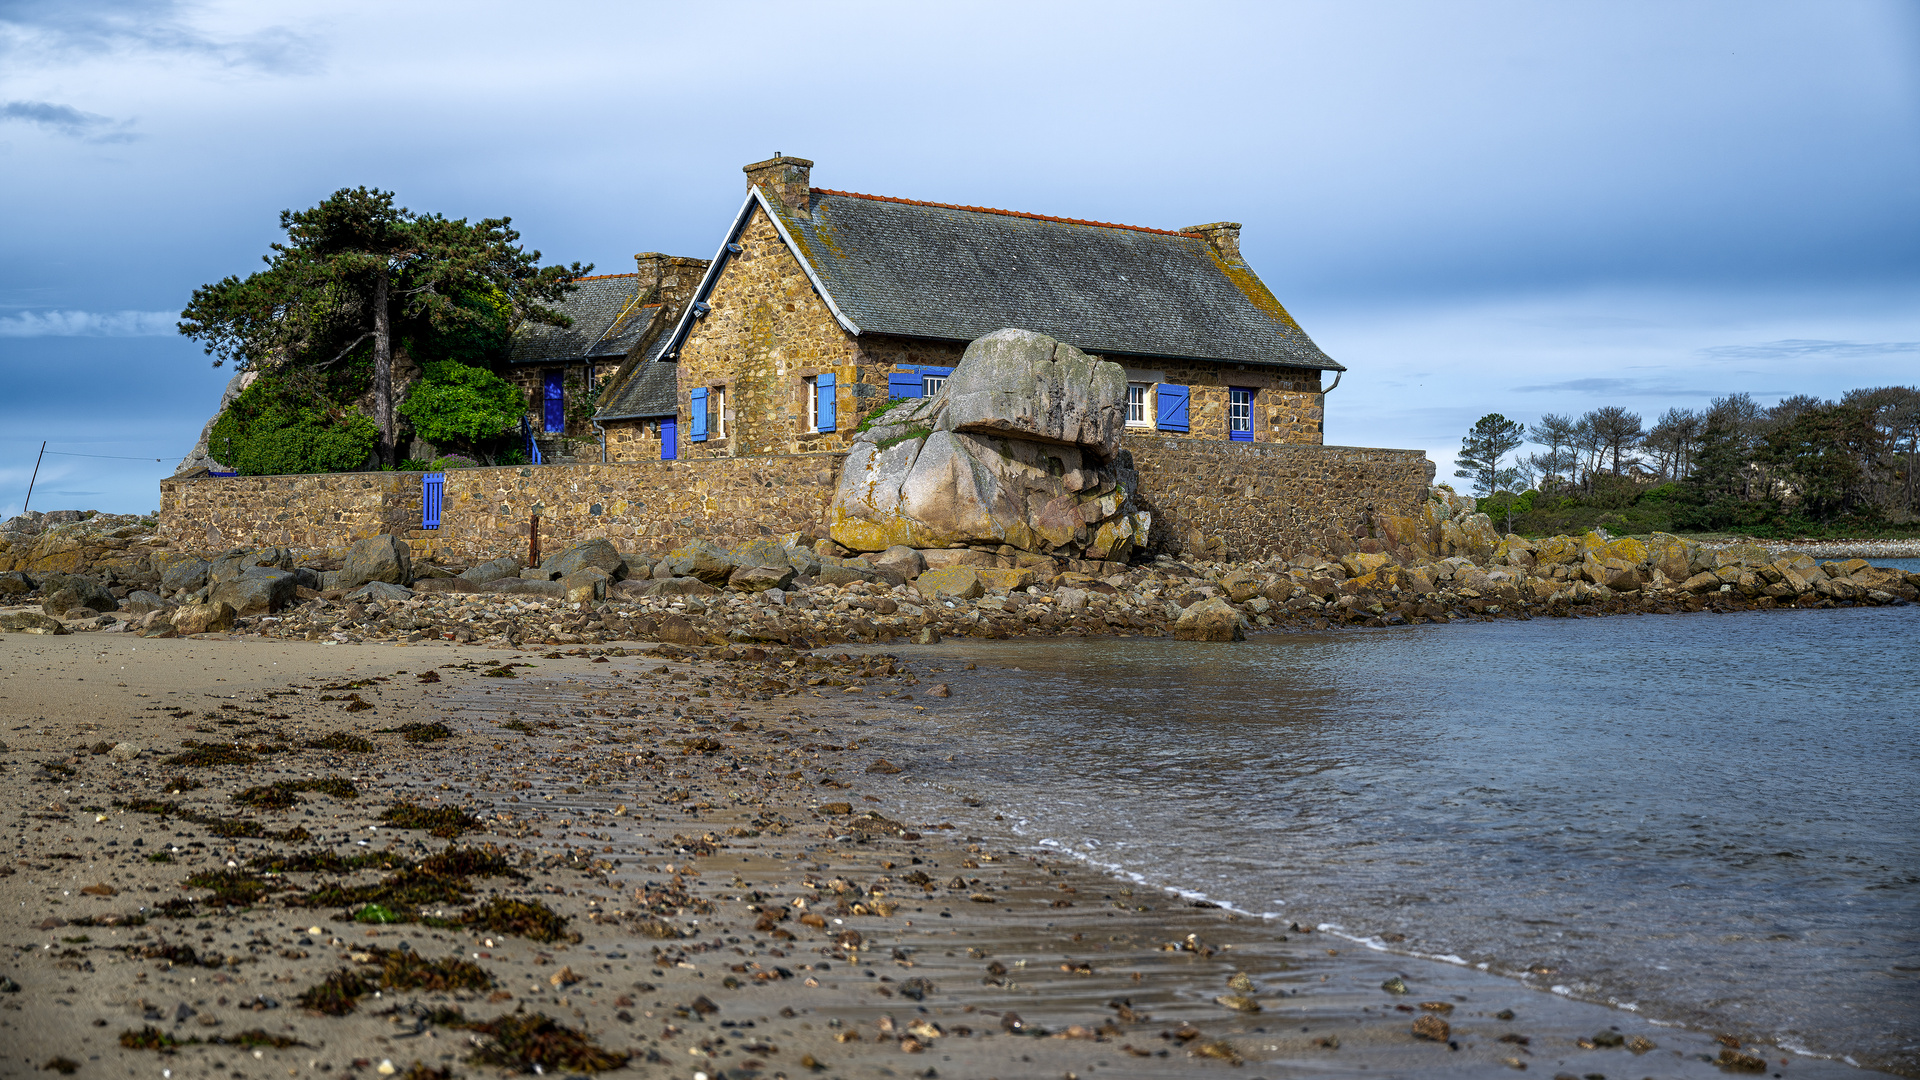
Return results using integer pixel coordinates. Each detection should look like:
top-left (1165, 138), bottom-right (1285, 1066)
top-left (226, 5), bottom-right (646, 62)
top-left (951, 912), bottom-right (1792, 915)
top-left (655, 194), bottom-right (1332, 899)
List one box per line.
top-left (1322, 371), bottom-right (1341, 396)
top-left (592, 418), bottom-right (608, 463)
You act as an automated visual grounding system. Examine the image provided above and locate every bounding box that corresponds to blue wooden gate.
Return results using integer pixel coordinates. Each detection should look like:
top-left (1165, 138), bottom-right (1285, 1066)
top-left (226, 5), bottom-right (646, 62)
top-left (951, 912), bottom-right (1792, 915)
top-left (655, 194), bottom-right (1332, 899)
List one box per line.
top-left (421, 472), bottom-right (444, 530)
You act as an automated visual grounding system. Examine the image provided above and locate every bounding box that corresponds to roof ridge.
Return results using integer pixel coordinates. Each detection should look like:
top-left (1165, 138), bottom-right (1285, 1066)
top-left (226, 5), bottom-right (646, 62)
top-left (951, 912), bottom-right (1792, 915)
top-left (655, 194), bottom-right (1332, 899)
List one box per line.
top-left (809, 188), bottom-right (1200, 238)
top-left (572, 272), bottom-right (641, 282)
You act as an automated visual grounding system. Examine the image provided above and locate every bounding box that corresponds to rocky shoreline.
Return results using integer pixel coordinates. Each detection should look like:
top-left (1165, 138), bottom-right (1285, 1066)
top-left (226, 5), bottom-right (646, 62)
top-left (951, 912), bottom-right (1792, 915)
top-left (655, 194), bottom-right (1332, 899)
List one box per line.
top-left (3, 493), bottom-right (1917, 650)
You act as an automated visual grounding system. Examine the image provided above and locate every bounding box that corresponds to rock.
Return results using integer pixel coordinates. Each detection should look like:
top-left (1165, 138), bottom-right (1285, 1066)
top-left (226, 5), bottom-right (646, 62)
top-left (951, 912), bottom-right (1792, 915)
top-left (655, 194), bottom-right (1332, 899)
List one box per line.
top-left (1173, 596), bottom-right (1246, 641)
top-left (170, 600), bottom-right (236, 635)
top-left (924, 683), bottom-right (951, 698)
top-left (0, 570), bottom-right (32, 597)
top-left (729, 565), bottom-right (796, 592)
top-left (210, 568), bottom-right (297, 615)
top-left (829, 328), bottom-right (1143, 557)
top-left (659, 540), bottom-right (736, 585)
top-left (817, 563), bottom-right (879, 587)
top-left (641, 576), bottom-right (720, 597)
top-left (919, 548), bottom-right (997, 570)
top-left (937, 328), bottom-right (1128, 455)
top-left (209, 547), bottom-right (292, 584)
top-left (1410, 1014), bottom-right (1450, 1042)
top-left (459, 556), bottom-right (522, 585)
top-left (1645, 533), bottom-right (1692, 581)
top-left (343, 581), bottom-right (414, 604)
top-left (561, 568), bottom-right (611, 604)
top-left (542, 539), bottom-right (628, 581)
top-left (107, 743), bottom-right (141, 762)
top-left (1056, 587), bottom-right (1089, 613)
top-left (121, 590), bottom-right (170, 615)
top-left (1682, 570), bottom-right (1722, 593)
top-left (1340, 552), bottom-right (1393, 579)
top-left (1219, 569), bottom-right (1263, 603)
top-left (341, 534), bottom-right (412, 588)
top-left (975, 567), bottom-right (1035, 592)
top-left (490, 578), bottom-right (564, 598)
top-left (866, 759), bottom-right (903, 774)
top-left (871, 545), bottom-right (927, 579)
top-left (412, 577), bottom-right (480, 594)
top-left (40, 574), bottom-right (117, 616)
top-left (520, 567), bottom-right (561, 580)
top-left (655, 614), bottom-right (706, 646)
top-left (729, 537), bottom-right (794, 572)
top-left (0, 611), bottom-right (68, 635)
top-left (914, 567), bottom-right (984, 600)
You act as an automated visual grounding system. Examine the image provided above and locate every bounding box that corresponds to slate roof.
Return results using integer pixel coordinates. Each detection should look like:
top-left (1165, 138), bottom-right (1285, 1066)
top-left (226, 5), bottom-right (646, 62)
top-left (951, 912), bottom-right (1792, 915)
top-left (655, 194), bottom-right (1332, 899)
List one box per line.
top-left (593, 329), bottom-right (679, 420)
top-left (509, 274), bottom-right (658, 364)
top-left (770, 190), bottom-right (1341, 370)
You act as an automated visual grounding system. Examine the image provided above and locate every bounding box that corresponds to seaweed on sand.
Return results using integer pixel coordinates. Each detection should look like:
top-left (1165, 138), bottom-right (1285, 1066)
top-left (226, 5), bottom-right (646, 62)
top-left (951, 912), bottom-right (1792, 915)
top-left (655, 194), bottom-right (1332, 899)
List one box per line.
top-left (231, 777), bottom-right (359, 809)
top-left (463, 897), bottom-right (578, 944)
top-left (381, 801), bottom-right (479, 838)
top-left (163, 741), bottom-right (256, 768)
top-left (304, 732), bottom-right (374, 753)
top-left (183, 869), bottom-right (279, 907)
top-left (461, 1013), bottom-right (628, 1073)
top-left (382, 722), bottom-right (454, 743)
top-left (297, 948), bottom-right (491, 1015)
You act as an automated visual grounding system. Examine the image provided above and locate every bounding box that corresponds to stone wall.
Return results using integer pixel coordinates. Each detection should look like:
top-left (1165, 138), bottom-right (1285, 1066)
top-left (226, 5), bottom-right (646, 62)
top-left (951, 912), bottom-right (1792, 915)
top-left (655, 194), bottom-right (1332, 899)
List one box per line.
top-left (1124, 436), bottom-right (1431, 562)
top-left (158, 454), bottom-right (848, 564)
top-left (1120, 361), bottom-right (1325, 445)
top-left (160, 439), bottom-right (1429, 568)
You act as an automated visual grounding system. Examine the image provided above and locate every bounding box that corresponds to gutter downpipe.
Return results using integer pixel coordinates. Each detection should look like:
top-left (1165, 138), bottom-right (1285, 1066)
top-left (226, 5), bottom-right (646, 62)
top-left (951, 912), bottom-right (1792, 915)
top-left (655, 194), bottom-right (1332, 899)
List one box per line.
top-left (592, 417), bottom-right (608, 463)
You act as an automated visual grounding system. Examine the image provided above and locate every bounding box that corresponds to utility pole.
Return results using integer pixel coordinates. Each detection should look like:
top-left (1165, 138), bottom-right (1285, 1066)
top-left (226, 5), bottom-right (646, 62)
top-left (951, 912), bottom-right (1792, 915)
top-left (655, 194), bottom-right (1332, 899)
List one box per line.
top-left (22, 441), bottom-right (45, 515)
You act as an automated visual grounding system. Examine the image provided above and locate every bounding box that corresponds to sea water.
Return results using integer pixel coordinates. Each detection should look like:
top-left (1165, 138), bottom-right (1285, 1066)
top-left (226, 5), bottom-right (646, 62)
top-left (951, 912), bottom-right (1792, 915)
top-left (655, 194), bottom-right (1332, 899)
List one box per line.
top-left (871, 606), bottom-right (1920, 1072)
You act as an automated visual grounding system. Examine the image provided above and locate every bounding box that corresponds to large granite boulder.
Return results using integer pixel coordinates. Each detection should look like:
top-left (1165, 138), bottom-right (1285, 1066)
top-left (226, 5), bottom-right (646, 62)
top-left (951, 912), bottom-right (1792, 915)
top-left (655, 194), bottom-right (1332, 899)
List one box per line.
top-left (459, 556), bottom-right (522, 586)
top-left (830, 329), bottom-right (1148, 559)
top-left (38, 574), bottom-right (117, 616)
top-left (658, 540), bottom-right (736, 585)
top-left (938, 329), bottom-right (1128, 457)
top-left (340, 534), bottom-right (412, 588)
top-left (160, 557), bottom-right (211, 593)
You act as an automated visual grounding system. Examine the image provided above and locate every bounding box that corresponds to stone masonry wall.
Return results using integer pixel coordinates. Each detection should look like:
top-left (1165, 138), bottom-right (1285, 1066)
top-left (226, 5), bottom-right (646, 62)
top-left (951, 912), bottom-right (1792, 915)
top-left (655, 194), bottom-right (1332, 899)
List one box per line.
top-left (1120, 361), bottom-right (1325, 444)
top-left (158, 454), bottom-right (847, 564)
top-left (1124, 435), bottom-right (1430, 562)
top-left (159, 440), bottom-right (1428, 568)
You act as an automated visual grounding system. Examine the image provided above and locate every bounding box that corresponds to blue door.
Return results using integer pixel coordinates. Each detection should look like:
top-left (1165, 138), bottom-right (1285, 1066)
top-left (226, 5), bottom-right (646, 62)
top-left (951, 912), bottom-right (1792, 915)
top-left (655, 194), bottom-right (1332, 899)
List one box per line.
top-left (543, 370), bottom-right (565, 433)
top-left (660, 418), bottom-right (677, 460)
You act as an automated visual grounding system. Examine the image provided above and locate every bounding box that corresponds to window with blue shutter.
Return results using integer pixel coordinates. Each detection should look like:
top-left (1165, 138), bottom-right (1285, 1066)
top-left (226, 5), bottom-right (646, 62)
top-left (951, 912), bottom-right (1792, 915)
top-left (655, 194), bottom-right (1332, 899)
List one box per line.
top-left (817, 372), bottom-right (836, 432)
top-left (887, 372), bottom-right (923, 399)
top-left (1156, 384), bottom-right (1190, 433)
top-left (1229, 387), bottom-right (1254, 441)
top-left (660, 418), bottom-right (677, 459)
top-left (542, 370), bottom-right (565, 433)
top-left (689, 387), bottom-right (708, 442)
top-left (421, 472), bottom-right (444, 530)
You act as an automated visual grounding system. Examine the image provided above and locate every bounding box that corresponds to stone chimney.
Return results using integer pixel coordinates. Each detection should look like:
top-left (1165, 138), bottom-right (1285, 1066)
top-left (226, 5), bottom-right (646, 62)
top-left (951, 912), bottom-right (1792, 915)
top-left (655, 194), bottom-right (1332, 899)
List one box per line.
top-left (1182, 221), bottom-right (1244, 263)
top-left (633, 252), bottom-right (709, 315)
top-left (743, 153), bottom-right (813, 214)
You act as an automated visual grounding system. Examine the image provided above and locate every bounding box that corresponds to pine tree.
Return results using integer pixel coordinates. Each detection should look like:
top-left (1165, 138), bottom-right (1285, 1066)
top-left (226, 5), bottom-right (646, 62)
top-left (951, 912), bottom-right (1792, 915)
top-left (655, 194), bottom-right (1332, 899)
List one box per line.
top-left (1455, 413), bottom-right (1526, 498)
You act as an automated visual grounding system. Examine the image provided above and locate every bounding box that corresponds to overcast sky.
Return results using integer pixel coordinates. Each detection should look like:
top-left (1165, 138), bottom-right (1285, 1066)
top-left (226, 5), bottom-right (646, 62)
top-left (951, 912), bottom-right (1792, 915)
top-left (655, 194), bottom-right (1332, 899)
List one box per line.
top-left (2, 0), bottom-right (1915, 518)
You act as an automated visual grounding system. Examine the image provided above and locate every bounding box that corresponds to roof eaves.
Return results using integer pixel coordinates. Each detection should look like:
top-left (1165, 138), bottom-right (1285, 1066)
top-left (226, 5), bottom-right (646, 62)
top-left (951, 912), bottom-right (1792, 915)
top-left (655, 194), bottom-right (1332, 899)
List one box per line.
top-left (811, 188), bottom-right (1202, 238)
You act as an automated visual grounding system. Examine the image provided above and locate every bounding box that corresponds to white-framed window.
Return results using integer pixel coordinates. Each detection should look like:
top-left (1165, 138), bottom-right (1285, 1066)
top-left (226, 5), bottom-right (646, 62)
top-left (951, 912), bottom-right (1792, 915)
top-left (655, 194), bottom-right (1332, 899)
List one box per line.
top-left (923, 374), bottom-right (946, 397)
top-left (803, 376), bottom-right (819, 432)
top-left (708, 386), bottom-right (726, 438)
top-left (1127, 383), bottom-right (1152, 426)
top-left (1229, 387), bottom-right (1254, 440)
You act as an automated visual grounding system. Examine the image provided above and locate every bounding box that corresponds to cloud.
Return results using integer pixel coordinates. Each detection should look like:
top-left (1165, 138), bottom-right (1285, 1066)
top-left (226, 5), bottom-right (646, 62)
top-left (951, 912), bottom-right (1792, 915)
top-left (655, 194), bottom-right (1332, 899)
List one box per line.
top-left (0, 310), bottom-right (176, 336)
top-left (0, 0), bottom-right (320, 73)
top-left (1510, 377), bottom-right (1722, 397)
top-left (0, 99), bottom-right (136, 142)
top-left (1698, 339), bottom-right (1920, 361)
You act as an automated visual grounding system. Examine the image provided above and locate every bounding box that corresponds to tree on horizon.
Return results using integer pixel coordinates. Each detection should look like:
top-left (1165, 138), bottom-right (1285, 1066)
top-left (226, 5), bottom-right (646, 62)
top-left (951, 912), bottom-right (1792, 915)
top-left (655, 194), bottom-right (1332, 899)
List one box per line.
top-left (1456, 413), bottom-right (1527, 499)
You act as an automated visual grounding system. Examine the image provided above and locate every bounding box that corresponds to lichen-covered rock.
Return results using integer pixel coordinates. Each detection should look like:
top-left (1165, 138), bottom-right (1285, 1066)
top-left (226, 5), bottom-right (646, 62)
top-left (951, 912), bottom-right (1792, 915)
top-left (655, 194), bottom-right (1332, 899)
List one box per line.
top-left (459, 556), bottom-right (522, 585)
top-left (913, 567), bottom-right (984, 600)
top-left (1645, 533), bottom-right (1692, 581)
top-left (210, 567), bottom-right (297, 615)
top-left (1173, 596), bottom-right (1245, 641)
top-left (160, 557), bottom-right (211, 593)
top-left (830, 329), bottom-right (1143, 558)
top-left (729, 564), bottom-right (796, 592)
top-left (0, 610), bottom-right (68, 635)
top-left (170, 599), bottom-right (236, 635)
top-left (660, 540), bottom-right (736, 584)
top-left (39, 574), bottom-right (117, 616)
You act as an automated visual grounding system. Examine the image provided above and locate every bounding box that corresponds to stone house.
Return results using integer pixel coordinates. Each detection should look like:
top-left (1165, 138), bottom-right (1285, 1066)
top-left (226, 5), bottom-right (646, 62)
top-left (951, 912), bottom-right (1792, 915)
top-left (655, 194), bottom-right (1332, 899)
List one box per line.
top-left (507, 253), bottom-right (706, 461)
top-left (592, 154), bottom-right (1345, 462)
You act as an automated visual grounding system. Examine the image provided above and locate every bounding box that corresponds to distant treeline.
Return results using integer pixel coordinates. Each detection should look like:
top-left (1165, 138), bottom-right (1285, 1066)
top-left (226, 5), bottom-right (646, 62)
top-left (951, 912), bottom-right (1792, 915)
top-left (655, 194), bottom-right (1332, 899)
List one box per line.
top-left (1463, 387), bottom-right (1919, 538)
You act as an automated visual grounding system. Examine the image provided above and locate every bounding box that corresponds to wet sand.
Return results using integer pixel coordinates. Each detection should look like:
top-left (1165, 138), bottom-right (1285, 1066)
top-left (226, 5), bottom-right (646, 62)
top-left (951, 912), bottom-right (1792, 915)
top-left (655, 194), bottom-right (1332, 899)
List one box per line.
top-left (0, 633), bottom-right (1871, 1078)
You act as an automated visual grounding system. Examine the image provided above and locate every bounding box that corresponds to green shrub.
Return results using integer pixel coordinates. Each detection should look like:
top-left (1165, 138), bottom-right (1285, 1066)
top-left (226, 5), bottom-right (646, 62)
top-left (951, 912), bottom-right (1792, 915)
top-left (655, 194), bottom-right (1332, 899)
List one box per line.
top-left (399, 362), bottom-right (525, 455)
top-left (207, 378), bottom-right (378, 476)
top-left (428, 455), bottom-right (480, 470)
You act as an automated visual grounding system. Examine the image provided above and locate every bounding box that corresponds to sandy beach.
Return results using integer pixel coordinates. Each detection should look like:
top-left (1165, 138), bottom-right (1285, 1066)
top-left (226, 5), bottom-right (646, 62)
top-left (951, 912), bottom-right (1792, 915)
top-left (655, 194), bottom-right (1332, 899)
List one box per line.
top-left (0, 632), bottom-right (1871, 1079)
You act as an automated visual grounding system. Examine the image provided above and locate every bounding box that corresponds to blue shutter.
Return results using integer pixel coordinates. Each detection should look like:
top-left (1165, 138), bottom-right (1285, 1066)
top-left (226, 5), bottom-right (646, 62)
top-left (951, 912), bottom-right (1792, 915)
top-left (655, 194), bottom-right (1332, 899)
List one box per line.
top-left (817, 372), bottom-right (836, 432)
top-left (1156, 384), bottom-right (1190, 433)
top-left (542, 370), bottom-right (565, 433)
top-left (421, 472), bottom-right (444, 531)
top-left (660, 418), bottom-right (677, 460)
top-left (887, 372), bottom-right (923, 399)
top-left (689, 387), bottom-right (708, 442)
